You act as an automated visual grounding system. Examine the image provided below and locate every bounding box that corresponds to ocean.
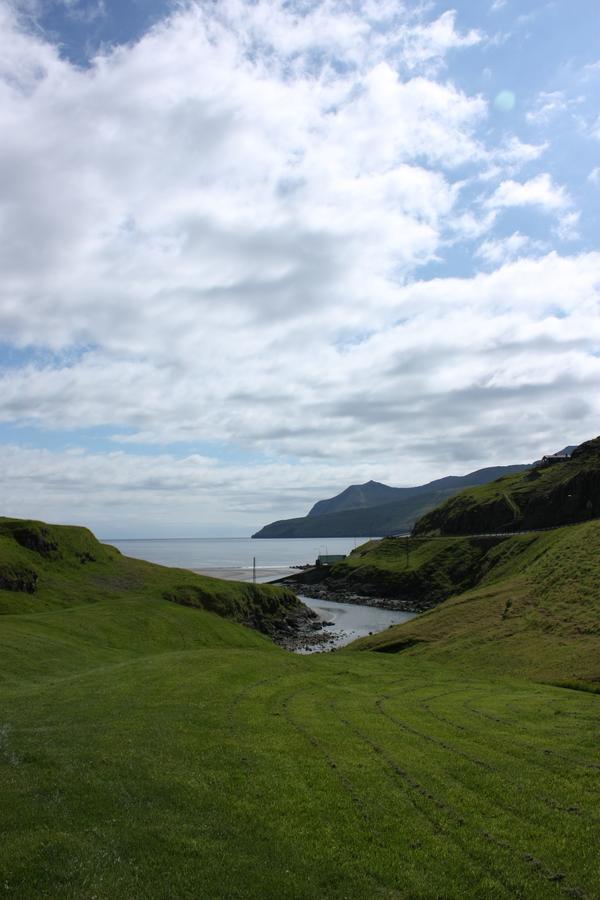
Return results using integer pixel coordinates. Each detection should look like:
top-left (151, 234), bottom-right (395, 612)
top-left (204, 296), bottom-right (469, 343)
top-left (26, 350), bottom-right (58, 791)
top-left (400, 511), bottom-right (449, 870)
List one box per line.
top-left (103, 536), bottom-right (369, 582)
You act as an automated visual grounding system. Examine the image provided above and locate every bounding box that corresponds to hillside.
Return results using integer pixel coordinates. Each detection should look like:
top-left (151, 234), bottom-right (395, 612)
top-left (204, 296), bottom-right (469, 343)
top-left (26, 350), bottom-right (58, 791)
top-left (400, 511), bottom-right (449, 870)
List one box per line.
top-left (0, 516), bottom-right (305, 637)
top-left (296, 533), bottom-right (508, 609)
top-left (2, 509), bottom-right (600, 896)
top-left (2, 516), bottom-right (599, 897)
top-left (413, 435), bottom-right (600, 536)
top-left (253, 463), bottom-right (529, 538)
top-left (351, 520), bottom-right (600, 684)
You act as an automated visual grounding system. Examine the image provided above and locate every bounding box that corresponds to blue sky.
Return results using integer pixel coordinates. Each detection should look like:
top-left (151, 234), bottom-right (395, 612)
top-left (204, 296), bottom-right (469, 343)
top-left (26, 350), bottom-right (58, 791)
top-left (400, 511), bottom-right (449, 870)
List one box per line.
top-left (1, 0), bottom-right (599, 535)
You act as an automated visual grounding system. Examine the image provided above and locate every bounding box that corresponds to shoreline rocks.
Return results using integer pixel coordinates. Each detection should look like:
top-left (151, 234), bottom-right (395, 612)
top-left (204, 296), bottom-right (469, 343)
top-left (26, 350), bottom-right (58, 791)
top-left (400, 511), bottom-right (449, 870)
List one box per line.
top-left (280, 578), bottom-right (437, 614)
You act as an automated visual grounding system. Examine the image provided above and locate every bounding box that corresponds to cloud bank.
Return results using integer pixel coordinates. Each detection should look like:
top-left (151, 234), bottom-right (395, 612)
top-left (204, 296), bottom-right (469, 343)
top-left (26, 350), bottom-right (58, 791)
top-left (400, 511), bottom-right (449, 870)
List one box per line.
top-left (0, 0), bottom-right (598, 534)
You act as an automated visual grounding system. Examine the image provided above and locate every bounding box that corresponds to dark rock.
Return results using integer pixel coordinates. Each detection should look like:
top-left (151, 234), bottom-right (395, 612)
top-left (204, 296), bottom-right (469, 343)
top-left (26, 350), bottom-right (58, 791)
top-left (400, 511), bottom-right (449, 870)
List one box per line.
top-left (13, 526), bottom-right (59, 558)
top-left (0, 564), bottom-right (38, 594)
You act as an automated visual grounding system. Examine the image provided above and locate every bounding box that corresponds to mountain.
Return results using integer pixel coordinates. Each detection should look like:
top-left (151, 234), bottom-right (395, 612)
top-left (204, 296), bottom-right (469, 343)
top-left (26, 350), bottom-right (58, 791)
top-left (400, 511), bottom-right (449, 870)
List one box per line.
top-left (413, 436), bottom-right (600, 536)
top-left (252, 464), bottom-right (529, 538)
top-left (308, 480), bottom-right (401, 516)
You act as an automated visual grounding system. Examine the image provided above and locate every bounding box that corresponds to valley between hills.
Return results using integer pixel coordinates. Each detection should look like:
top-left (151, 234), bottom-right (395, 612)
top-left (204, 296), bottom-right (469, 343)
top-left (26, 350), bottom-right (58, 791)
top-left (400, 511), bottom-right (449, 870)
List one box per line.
top-left (1, 438), bottom-right (599, 898)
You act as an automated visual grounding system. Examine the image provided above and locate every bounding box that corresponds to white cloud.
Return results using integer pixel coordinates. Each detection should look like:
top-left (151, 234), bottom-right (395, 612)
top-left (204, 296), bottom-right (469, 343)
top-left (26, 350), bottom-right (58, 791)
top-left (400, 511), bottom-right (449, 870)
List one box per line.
top-left (554, 210), bottom-right (581, 242)
top-left (0, 2), bottom-right (598, 531)
top-left (0, 2), bottom-right (489, 358)
top-left (475, 232), bottom-right (545, 265)
top-left (589, 167), bottom-right (600, 186)
top-left (396, 10), bottom-right (483, 72)
top-left (486, 173), bottom-right (572, 212)
top-left (526, 90), bottom-right (570, 125)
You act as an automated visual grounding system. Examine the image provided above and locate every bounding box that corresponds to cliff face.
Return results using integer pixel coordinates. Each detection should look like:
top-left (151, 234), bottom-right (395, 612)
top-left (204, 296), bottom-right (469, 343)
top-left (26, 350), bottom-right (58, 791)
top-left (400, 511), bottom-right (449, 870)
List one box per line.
top-left (413, 436), bottom-right (600, 536)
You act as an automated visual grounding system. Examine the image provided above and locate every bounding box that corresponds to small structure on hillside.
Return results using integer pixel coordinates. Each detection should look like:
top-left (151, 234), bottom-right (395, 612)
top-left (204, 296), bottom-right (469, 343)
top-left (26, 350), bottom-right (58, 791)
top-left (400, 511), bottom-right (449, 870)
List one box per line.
top-left (316, 554), bottom-right (346, 566)
top-left (540, 452), bottom-right (571, 467)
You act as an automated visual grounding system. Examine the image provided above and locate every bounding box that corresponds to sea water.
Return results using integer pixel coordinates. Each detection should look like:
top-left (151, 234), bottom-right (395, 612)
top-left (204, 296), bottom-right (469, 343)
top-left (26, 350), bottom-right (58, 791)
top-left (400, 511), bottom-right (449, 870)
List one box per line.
top-left (103, 536), bottom-right (368, 582)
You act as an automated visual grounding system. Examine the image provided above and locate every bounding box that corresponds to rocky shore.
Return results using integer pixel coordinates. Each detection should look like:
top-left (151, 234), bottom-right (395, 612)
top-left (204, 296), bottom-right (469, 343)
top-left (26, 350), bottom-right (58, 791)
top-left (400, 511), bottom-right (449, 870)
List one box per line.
top-left (268, 601), bottom-right (337, 652)
top-left (278, 576), bottom-right (438, 614)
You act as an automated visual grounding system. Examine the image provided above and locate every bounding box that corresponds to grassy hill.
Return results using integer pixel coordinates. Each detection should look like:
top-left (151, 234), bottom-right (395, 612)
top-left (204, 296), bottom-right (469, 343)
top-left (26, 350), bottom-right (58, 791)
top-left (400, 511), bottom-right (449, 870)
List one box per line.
top-left (351, 521), bottom-right (600, 683)
top-left (1, 515), bottom-right (600, 897)
top-left (413, 435), bottom-right (600, 536)
top-left (0, 516), bottom-right (303, 635)
top-left (309, 533), bottom-right (507, 608)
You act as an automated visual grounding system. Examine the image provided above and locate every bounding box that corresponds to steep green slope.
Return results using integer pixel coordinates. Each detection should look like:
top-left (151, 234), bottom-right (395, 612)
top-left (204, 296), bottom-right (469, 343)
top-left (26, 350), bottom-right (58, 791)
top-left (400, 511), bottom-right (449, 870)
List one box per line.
top-left (0, 516), bottom-right (303, 635)
top-left (413, 435), bottom-right (600, 536)
top-left (352, 520), bottom-right (600, 683)
top-left (310, 534), bottom-right (508, 607)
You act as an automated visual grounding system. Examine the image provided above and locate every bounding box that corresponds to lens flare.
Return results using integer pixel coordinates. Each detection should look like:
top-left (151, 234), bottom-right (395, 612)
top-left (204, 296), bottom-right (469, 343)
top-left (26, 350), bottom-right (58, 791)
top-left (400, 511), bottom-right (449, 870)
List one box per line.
top-left (494, 90), bottom-right (516, 112)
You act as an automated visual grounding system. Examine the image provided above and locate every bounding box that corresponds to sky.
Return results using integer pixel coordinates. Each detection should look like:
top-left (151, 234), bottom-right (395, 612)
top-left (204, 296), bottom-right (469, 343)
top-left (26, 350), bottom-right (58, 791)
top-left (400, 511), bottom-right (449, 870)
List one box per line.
top-left (1, 0), bottom-right (599, 537)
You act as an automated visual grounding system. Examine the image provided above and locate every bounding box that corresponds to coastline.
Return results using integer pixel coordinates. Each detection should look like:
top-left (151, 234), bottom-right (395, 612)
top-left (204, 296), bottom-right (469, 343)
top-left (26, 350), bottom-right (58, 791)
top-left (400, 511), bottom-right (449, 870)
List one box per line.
top-left (271, 569), bottom-right (436, 614)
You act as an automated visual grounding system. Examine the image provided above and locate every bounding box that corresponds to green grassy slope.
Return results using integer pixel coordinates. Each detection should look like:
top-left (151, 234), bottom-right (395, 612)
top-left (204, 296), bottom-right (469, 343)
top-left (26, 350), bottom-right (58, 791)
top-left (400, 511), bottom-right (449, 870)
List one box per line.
top-left (319, 534), bottom-right (507, 605)
top-left (351, 520), bottom-right (600, 683)
top-left (413, 436), bottom-right (600, 536)
top-left (2, 516), bottom-right (600, 897)
top-left (2, 611), bottom-right (599, 898)
top-left (0, 516), bottom-right (303, 634)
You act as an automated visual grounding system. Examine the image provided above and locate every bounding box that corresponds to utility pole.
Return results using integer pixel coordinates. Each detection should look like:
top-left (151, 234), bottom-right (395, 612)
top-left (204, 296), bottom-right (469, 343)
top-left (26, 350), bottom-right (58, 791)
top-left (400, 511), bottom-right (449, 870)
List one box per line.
top-left (253, 556), bottom-right (256, 584)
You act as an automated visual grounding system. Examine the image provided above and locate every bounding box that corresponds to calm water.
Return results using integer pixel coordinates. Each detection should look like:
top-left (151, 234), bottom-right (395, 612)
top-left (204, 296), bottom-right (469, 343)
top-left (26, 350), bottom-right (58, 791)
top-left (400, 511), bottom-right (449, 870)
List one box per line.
top-left (299, 595), bottom-right (416, 652)
top-left (104, 536), bottom-right (369, 582)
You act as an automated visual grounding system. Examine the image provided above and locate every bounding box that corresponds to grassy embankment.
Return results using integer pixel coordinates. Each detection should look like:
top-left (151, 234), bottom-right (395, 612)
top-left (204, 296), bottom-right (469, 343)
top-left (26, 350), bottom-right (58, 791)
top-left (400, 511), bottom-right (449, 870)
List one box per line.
top-left (351, 521), bottom-right (600, 684)
top-left (1, 516), bottom-right (599, 897)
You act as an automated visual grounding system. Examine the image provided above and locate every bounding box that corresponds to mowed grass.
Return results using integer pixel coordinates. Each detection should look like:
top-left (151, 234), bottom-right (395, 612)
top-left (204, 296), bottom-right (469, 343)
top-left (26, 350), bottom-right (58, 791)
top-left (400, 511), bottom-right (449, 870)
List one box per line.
top-left (1, 516), bottom-right (600, 897)
top-left (1, 594), bottom-right (600, 899)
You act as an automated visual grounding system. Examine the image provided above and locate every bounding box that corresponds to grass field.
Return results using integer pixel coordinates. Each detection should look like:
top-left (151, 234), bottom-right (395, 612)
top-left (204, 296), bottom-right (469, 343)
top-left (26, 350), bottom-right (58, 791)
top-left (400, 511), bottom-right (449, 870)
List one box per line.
top-left (1, 517), bottom-right (599, 897)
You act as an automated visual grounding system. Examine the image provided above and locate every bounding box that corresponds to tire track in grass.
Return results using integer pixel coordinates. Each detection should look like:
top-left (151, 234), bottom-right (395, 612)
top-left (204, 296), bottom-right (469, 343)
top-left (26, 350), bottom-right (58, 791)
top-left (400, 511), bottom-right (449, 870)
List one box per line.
top-left (375, 695), bottom-right (492, 771)
top-left (414, 688), bottom-right (600, 818)
top-left (328, 696), bottom-right (532, 898)
top-left (329, 692), bottom-right (589, 900)
top-left (322, 694), bottom-right (534, 900)
top-left (375, 691), bottom-right (600, 845)
top-left (223, 671), bottom-right (405, 897)
top-left (467, 699), bottom-right (600, 774)
top-left (280, 674), bottom-right (517, 894)
top-left (453, 695), bottom-right (600, 786)
top-left (278, 684), bottom-right (406, 899)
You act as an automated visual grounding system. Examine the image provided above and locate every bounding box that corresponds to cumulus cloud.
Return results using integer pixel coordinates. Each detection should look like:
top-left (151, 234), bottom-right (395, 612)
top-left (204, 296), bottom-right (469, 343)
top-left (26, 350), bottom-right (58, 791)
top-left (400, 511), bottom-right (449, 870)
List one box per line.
top-left (486, 173), bottom-right (572, 212)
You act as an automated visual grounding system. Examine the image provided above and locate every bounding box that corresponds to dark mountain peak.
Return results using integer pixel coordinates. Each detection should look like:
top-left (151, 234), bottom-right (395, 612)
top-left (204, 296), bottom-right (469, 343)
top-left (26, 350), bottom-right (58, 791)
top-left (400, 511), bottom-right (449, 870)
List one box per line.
top-left (307, 480), bottom-right (397, 518)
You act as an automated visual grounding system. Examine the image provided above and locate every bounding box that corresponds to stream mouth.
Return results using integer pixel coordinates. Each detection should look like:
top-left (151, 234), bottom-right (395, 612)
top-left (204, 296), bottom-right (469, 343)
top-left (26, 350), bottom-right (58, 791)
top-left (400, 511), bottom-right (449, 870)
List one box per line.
top-left (296, 595), bottom-right (417, 653)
